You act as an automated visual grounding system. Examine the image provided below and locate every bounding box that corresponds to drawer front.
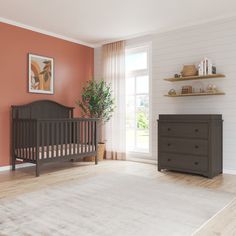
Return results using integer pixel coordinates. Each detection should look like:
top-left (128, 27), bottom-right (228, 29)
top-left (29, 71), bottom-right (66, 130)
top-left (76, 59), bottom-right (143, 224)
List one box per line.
top-left (159, 153), bottom-right (208, 172)
top-left (159, 137), bottom-right (208, 156)
top-left (159, 122), bottom-right (208, 139)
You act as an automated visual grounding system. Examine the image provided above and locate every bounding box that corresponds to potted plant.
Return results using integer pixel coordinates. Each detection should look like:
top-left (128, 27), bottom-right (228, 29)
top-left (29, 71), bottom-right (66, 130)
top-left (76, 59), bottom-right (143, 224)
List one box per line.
top-left (76, 80), bottom-right (115, 161)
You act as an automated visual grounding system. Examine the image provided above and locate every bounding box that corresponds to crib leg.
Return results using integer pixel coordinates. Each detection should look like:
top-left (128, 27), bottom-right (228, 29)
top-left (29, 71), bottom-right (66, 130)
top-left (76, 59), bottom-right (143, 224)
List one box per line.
top-left (95, 155), bottom-right (98, 165)
top-left (36, 162), bottom-right (40, 177)
top-left (12, 155), bottom-right (16, 171)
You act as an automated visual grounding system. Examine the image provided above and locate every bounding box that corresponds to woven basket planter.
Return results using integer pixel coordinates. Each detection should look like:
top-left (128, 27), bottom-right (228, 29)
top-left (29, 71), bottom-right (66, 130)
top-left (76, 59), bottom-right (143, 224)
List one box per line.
top-left (84, 143), bottom-right (105, 162)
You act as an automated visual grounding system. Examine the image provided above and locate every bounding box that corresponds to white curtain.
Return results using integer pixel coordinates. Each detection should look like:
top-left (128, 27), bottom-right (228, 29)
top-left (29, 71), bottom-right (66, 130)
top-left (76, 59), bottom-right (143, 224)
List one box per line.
top-left (102, 41), bottom-right (126, 160)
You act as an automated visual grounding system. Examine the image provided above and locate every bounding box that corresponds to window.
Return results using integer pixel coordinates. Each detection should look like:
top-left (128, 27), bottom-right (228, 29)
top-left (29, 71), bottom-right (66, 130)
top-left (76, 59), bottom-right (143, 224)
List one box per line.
top-left (125, 45), bottom-right (150, 153)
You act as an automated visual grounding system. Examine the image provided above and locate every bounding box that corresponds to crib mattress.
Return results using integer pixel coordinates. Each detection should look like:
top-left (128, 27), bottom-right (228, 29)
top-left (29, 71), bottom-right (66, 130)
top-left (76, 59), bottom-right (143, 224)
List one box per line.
top-left (15, 144), bottom-right (95, 160)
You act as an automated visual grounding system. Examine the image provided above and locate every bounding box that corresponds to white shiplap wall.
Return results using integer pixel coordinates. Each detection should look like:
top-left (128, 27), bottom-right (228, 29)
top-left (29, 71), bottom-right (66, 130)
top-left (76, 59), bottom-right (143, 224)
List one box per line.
top-left (94, 17), bottom-right (236, 171)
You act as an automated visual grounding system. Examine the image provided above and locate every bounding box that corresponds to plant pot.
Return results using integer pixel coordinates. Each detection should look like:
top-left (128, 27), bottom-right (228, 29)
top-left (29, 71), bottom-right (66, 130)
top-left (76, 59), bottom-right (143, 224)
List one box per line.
top-left (83, 143), bottom-right (105, 162)
top-left (97, 143), bottom-right (105, 161)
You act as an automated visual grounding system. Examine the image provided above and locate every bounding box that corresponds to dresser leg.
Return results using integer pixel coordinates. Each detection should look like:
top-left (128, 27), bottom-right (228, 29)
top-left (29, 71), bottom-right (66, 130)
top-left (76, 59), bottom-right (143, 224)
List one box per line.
top-left (158, 166), bottom-right (162, 172)
top-left (207, 174), bottom-right (213, 179)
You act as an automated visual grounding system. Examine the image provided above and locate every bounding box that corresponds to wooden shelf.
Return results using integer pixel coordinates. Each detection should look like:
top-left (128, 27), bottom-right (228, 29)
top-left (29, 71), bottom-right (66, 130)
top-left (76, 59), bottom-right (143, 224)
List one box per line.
top-left (164, 74), bottom-right (225, 82)
top-left (165, 92), bottom-right (225, 97)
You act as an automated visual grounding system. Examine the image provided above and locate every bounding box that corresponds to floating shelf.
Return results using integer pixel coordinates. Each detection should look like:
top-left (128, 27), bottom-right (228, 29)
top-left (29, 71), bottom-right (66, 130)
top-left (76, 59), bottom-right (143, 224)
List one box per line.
top-left (164, 74), bottom-right (225, 82)
top-left (165, 92), bottom-right (225, 97)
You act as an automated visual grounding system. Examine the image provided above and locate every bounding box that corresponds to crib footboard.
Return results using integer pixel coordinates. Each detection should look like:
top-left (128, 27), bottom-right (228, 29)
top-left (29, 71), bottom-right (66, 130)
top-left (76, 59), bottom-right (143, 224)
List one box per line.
top-left (12, 118), bottom-right (99, 176)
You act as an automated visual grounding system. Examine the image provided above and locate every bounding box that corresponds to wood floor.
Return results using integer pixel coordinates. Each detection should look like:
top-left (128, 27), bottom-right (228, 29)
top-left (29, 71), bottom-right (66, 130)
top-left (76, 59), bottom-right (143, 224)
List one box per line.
top-left (0, 160), bottom-right (236, 235)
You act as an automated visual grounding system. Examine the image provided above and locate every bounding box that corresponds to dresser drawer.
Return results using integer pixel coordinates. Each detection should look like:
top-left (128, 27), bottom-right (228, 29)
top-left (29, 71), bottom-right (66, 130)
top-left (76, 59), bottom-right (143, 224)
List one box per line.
top-left (159, 137), bottom-right (208, 156)
top-left (159, 122), bottom-right (208, 139)
top-left (159, 153), bottom-right (208, 172)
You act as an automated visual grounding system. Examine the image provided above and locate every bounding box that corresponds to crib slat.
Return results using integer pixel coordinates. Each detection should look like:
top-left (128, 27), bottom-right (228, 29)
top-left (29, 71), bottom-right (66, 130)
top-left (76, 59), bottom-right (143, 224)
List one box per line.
top-left (32, 121), bottom-right (35, 160)
top-left (18, 121), bottom-right (20, 157)
top-left (85, 121), bottom-right (87, 153)
top-left (95, 121), bottom-right (98, 156)
top-left (19, 122), bottom-right (23, 157)
top-left (23, 120), bottom-right (26, 158)
top-left (89, 121), bottom-right (92, 152)
top-left (73, 121), bottom-right (76, 155)
top-left (64, 121), bottom-right (68, 156)
top-left (60, 121), bottom-right (64, 156)
top-left (26, 121), bottom-right (29, 159)
top-left (41, 122), bottom-right (45, 160)
top-left (24, 120), bottom-right (27, 159)
top-left (69, 121), bottom-right (72, 156)
top-left (28, 121), bottom-right (31, 160)
top-left (28, 120), bottom-right (31, 160)
top-left (51, 121), bottom-right (55, 158)
top-left (82, 121), bottom-right (84, 153)
top-left (46, 123), bottom-right (49, 159)
top-left (92, 121), bottom-right (95, 152)
top-left (77, 120), bottom-right (80, 154)
top-left (88, 121), bottom-right (90, 152)
top-left (91, 121), bottom-right (93, 152)
top-left (18, 120), bottom-right (21, 157)
top-left (55, 122), bottom-right (59, 157)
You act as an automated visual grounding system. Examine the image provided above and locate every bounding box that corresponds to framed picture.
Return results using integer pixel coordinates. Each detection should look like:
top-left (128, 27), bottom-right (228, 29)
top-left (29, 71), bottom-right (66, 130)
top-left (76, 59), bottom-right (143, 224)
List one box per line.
top-left (28, 53), bottom-right (54, 94)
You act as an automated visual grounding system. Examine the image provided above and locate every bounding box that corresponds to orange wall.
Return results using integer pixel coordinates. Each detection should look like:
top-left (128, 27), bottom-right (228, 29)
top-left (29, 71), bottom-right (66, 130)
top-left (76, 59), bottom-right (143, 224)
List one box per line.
top-left (0, 22), bottom-right (94, 166)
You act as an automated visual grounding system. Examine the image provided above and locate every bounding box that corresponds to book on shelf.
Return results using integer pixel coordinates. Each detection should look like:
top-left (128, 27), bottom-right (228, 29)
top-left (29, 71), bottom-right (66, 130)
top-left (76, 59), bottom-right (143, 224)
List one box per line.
top-left (198, 58), bottom-right (215, 76)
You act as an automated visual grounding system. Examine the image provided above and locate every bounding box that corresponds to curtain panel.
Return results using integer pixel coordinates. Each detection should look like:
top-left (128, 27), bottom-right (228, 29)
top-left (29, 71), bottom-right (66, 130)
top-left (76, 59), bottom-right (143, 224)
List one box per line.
top-left (102, 41), bottom-right (126, 160)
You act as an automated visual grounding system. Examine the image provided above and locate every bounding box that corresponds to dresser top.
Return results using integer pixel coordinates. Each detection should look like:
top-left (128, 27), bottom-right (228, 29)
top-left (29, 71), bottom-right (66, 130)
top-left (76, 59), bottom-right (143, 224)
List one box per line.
top-left (158, 114), bottom-right (222, 121)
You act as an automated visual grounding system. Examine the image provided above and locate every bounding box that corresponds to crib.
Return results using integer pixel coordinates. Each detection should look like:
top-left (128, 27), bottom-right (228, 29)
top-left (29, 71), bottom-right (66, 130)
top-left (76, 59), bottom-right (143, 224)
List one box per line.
top-left (11, 100), bottom-right (98, 177)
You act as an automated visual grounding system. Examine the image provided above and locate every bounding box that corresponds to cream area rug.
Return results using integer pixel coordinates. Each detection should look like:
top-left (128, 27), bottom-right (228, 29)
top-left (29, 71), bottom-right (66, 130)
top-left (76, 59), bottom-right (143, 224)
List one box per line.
top-left (0, 172), bottom-right (234, 236)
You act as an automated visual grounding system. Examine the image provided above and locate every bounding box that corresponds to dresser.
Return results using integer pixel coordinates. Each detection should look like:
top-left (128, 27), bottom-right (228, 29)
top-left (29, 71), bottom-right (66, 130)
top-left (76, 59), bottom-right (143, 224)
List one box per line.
top-left (158, 115), bottom-right (223, 178)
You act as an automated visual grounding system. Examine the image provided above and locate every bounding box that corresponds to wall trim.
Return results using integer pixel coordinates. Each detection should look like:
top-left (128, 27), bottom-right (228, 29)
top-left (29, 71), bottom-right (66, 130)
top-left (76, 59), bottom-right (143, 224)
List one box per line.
top-left (93, 14), bottom-right (236, 47)
top-left (1, 15), bottom-right (236, 48)
top-left (0, 17), bottom-right (95, 48)
top-left (0, 163), bottom-right (34, 172)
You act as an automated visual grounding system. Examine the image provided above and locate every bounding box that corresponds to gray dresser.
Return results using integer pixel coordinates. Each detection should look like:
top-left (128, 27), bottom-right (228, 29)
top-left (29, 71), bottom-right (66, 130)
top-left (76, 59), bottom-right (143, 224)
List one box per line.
top-left (157, 115), bottom-right (223, 178)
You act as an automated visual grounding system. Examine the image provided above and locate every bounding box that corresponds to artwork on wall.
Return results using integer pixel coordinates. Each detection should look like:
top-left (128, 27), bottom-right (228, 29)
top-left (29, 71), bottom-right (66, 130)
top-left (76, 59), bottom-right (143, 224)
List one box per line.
top-left (28, 53), bottom-right (54, 94)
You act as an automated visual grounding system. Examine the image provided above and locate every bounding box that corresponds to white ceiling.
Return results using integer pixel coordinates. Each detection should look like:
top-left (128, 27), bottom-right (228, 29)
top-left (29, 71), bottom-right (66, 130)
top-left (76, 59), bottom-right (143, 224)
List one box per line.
top-left (1, 0), bottom-right (236, 47)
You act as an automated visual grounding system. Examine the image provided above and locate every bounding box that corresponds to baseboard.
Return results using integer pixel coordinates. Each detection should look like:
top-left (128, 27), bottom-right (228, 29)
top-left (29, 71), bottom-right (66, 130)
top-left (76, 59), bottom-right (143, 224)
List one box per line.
top-left (1, 163), bottom-right (235, 175)
top-left (127, 157), bottom-right (157, 165)
top-left (223, 169), bottom-right (236, 175)
top-left (0, 163), bottom-right (35, 172)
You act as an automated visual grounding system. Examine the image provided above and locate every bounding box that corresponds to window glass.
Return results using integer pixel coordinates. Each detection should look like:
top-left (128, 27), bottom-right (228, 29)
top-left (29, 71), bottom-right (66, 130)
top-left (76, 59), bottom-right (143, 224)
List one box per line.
top-left (125, 46), bottom-right (149, 153)
top-left (126, 52), bottom-right (147, 72)
top-left (126, 77), bottom-right (135, 95)
top-left (136, 76), bottom-right (149, 94)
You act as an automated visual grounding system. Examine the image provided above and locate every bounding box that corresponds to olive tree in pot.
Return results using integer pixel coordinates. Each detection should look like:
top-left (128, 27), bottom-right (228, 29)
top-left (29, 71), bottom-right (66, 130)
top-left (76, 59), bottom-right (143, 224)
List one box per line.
top-left (76, 80), bottom-right (115, 161)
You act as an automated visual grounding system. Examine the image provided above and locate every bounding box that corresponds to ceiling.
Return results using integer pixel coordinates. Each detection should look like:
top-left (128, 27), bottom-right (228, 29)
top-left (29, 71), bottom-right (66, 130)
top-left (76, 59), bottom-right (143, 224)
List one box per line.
top-left (1, 0), bottom-right (236, 47)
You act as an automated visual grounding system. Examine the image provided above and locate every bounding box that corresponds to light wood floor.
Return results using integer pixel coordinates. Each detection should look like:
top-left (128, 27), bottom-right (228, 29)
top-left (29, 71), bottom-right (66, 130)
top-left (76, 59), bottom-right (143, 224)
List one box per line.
top-left (1, 160), bottom-right (236, 235)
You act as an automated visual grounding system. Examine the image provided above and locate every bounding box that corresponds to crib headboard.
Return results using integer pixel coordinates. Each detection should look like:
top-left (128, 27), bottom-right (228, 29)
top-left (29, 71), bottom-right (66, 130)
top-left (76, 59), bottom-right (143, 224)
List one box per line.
top-left (12, 100), bottom-right (74, 119)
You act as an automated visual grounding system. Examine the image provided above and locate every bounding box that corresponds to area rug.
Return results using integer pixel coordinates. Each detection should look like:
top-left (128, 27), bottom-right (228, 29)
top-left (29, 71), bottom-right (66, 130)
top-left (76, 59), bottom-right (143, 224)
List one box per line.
top-left (0, 172), bottom-right (234, 236)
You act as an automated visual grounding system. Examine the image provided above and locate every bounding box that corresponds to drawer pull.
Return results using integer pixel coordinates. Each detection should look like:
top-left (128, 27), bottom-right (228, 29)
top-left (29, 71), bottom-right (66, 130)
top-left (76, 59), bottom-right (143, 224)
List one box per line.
top-left (167, 158), bottom-right (171, 162)
top-left (195, 129), bottom-right (199, 132)
top-left (167, 143), bottom-right (171, 147)
top-left (195, 145), bottom-right (199, 149)
top-left (167, 128), bottom-right (171, 131)
top-left (194, 162), bottom-right (199, 165)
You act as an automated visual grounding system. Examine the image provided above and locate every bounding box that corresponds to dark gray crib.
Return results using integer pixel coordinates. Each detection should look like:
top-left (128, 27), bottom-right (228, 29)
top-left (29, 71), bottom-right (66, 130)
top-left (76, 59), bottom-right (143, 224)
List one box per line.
top-left (11, 100), bottom-right (98, 177)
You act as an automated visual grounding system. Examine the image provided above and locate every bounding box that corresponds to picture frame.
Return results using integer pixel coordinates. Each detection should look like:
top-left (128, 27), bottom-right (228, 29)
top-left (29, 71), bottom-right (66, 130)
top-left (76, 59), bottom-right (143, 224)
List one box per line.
top-left (28, 53), bottom-right (54, 94)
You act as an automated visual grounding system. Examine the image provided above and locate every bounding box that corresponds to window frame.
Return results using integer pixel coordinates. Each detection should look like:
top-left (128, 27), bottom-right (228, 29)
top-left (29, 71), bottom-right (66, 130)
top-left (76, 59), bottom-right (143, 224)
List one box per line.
top-left (125, 43), bottom-right (152, 156)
